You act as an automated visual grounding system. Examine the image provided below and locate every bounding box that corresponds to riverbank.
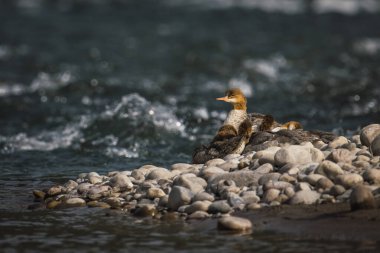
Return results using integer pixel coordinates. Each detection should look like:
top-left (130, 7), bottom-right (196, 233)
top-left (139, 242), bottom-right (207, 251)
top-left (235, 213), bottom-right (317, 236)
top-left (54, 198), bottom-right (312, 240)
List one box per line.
top-left (29, 124), bottom-right (380, 237)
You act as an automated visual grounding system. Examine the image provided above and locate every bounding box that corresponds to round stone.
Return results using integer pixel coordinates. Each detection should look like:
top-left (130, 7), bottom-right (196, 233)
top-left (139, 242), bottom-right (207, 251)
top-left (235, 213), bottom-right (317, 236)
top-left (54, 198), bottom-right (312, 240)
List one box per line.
top-left (167, 186), bottom-right (193, 211)
top-left (208, 200), bottom-right (232, 214)
top-left (134, 204), bottom-right (157, 217)
top-left (263, 189), bottom-right (280, 203)
top-left (193, 191), bottom-right (215, 202)
top-left (33, 190), bottom-right (46, 199)
top-left (146, 168), bottom-right (174, 180)
top-left (173, 174), bottom-right (207, 194)
top-left (185, 201), bottom-right (212, 214)
top-left (205, 158), bottom-right (225, 167)
top-left (64, 198), bottom-right (86, 207)
top-left (109, 174), bottom-right (133, 189)
top-left (289, 190), bottom-right (320, 205)
top-left (329, 149), bottom-right (355, 163)
top-left (146, 188), bottom-right (166, 199)
top-left (360, 124), bottom-right (380, 147)
top-left (316, 177), bottom-right (334, 190)
top-left (350, 185), bottom-right (376, 210)
top-left (329, 136), bottom-right (349, 149)
top-left (47, 185), bottom-right (64, 196)
top-left (329, 185), bottom-right (346, 196)
top-left (363, 169), bottom-right (380, 184)
top-left (315, 160), bottom-right (344, 180)
top-left (274, 146), bottom-right (312, 167)
top-left (199, 166), bottom-right (227, 180)
top-left (218, 216), bottom-right (252, 231)
top-left (371, 134), bottom-right (380, 156)
top-left (335, 174), bottom-right (364, 189)
top-left (188, 211), bottom-right (210, 219)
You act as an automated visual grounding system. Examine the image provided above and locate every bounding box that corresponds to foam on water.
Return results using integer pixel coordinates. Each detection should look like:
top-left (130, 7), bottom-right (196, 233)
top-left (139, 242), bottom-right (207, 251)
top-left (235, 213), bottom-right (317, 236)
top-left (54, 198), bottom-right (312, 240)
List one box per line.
top-left (0, 93), bottom-right (189, 158)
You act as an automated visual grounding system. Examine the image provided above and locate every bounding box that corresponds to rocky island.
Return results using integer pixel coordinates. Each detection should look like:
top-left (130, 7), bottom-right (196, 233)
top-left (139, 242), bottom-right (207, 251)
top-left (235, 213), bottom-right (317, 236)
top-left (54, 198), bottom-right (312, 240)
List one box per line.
top-left (31, 124), bottom-right (380, 236)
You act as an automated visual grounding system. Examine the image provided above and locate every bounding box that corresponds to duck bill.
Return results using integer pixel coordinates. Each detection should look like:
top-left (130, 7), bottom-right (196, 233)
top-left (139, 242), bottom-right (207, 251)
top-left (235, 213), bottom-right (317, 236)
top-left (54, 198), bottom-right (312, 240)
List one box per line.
top-left (216, 96), bottom-right (229, 102)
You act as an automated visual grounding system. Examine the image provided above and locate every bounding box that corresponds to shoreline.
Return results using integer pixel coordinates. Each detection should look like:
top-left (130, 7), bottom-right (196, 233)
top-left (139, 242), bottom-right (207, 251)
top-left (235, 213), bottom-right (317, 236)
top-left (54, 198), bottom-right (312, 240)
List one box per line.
top-left (30, 124), bottom-right (380, 235)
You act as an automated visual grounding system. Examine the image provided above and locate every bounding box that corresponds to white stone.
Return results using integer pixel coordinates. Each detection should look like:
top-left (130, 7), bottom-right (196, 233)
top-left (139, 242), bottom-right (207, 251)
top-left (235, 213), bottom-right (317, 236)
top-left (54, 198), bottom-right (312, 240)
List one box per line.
top-left (218, 216), bottom-right (252, 231)
top-left (315, 160), bottom-right (344, 180)
top-left (360, 124), bottom-right (380, 147)
top-left (167, 186), bottom-right (193, 211)
top-left (335, 174), bottom-right (364, 188)
top-left (289, 190), bottom-right (320, 205)
top-left (109, 174), bottom-right (133, 189)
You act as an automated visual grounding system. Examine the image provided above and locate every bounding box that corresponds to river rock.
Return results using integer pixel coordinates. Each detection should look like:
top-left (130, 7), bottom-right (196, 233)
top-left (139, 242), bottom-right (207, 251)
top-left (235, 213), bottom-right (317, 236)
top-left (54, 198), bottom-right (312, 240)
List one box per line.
top-left (363, 169), bottom-right (380, 184)
top-left (253, 147), bottom-right (281, 165)
top-left (146, 188), bottom-right (166, 199)
top-left (302, 174), bottom-right (326, 186)
top-left (335, 174), bottom-right (364, 188)
top-left (315, 160), bottom-right (344, 180)
top-left (171, 163), bottom-right (193, 171)
top-left (329, 149), bottom-right (355, 163)
top-left (289, 190), bottom-right (320, 205)
top-left (199, 166), bottom-right (227, 180)
top-left (263, 188), bottom-right (280, 203)
top-left (146, 168), bottom-right (174, 180)
top-left (329, 136), bottom-right (349, 149)
top-left (64, 180), bottom-right (79, 191)
top-left (134, 204), bottom-right (157, 217)
top-left (295, 182), bottom-right (312, 191)
top-left (173, 174), bottom-right (207, 193)
top-left (167, 186), bottom-right (193, 211)
top-left (315, 177), bottom-right (334, 190)
top-left (274, 145), bottom-right (313, 167)
top-left (227, 193), bottom-right (245, 209)
top-left (87, 201), bottom-right (111, 208)
top-left (209, 171), bottom-right (262, 187)
top-left (110, 174), bottom-right (133, 189)
top-left (77, 183), bottom-right (93, 194)
top-left (208, 200), bottom-right (232, 214)
top-left (218, 216), bottom-right (252, 231)
top-left (264, 181), bottom-right (293, 191)
top-left (193, 191), bottom-right (215, 202)
top-left (64, 197), bottom-right (86, 207)
top-left (253, 163), bottom-right (273, 174)
top-left (185, 200), bottom-right (212, 214)
top-left (258, 173), bottom-right (281, 185)
top-left (350, 185), bottom-right (376, 210)
top-left (360, 124), bottom-right (380, 147)
top-left (88, 185), bottom-right (111, 199)
top-left (46, 200), bottom-right (61, 209)
top-left (329, 185), bottom-right (346, 196)
top-left (33, 190), bottom-right (46, 199)
top-left (105, 197), bottom-right (123, 208)
top-left (205, 158), bottom-right (225, 167)
top-left (188, 211), bottom-right (210, 219)
top-left (47, 185), bottom-right (64, 196)
top-left (371, 134), bottom-right (380, 156)
top-left (240, 191), bottom-right (260, 204)
top-left (88, 175), bottom-right (102, 184)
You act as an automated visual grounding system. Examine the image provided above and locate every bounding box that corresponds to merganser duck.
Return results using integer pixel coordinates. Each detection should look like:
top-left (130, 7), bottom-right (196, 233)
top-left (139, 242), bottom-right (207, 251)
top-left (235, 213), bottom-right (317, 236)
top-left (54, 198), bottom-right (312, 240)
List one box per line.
top-left (192, 88), bottom-right (302, 163)
top-left (192, 88), bottom-right (336, 164)
top-left (215, 88), bottom-right (302, 134)
top-left (192, 88), bottom-right (253, 164)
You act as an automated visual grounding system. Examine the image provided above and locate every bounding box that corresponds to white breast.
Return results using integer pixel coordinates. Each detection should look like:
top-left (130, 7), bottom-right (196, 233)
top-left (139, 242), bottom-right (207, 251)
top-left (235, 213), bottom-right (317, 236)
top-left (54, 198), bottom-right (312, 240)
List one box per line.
top-left (223, 110), bottom-right (247, 131)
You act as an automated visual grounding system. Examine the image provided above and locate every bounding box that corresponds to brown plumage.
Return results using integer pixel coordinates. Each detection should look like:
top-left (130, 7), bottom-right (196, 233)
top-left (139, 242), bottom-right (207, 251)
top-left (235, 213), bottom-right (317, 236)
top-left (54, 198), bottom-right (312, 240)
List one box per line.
top-left (192, 88), bottom-right (310, 164)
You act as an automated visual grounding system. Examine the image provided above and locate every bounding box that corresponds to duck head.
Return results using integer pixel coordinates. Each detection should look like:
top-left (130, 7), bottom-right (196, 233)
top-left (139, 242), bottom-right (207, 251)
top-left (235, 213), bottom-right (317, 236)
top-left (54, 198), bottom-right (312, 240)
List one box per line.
top-left (216, 88), bottom-right (247, 110)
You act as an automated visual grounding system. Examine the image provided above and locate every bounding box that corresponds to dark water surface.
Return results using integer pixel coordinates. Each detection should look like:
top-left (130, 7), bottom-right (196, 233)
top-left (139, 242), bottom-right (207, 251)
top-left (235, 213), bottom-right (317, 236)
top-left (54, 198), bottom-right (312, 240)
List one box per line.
top-left (1, 0), bottom-right (380, 252)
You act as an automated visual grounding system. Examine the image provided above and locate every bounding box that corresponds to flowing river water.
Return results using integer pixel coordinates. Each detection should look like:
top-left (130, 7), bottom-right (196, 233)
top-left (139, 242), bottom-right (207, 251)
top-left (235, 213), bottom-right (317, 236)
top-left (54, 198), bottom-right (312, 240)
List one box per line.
top-left (1, 0), bottom-right (380, 252)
